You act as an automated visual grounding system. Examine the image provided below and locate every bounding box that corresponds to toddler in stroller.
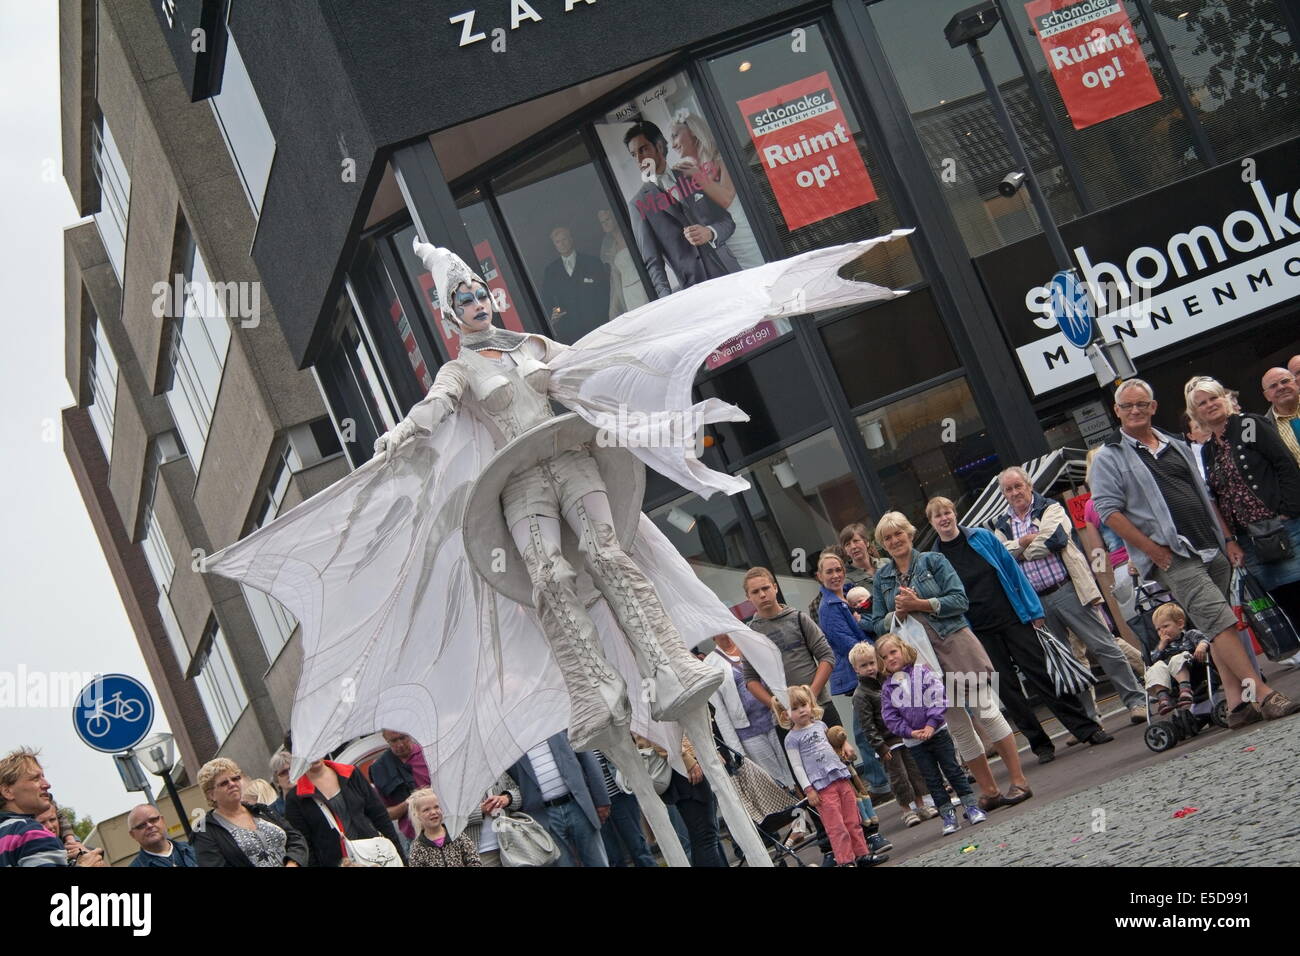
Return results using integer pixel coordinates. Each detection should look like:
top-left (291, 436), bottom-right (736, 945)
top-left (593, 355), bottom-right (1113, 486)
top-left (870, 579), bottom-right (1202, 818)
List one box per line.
top-left (1140, 601), bottom-right (1228, 752)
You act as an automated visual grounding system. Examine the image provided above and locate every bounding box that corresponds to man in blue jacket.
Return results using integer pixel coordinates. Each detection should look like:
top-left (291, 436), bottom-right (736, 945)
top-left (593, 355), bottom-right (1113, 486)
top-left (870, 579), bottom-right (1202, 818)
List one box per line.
top-left (928, 498), bottom-right (1108, 764)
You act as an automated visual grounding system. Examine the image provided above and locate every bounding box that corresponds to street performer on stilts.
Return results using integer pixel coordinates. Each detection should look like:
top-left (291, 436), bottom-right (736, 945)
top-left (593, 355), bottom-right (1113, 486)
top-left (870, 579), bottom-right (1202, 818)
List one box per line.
top-left (203, 229), bottom-right (912, 865)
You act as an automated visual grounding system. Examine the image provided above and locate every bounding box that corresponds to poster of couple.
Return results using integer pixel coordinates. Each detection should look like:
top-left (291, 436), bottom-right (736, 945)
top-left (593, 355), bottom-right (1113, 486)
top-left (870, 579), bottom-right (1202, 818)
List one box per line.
top-left (594, 73), bottom-right (785, 368)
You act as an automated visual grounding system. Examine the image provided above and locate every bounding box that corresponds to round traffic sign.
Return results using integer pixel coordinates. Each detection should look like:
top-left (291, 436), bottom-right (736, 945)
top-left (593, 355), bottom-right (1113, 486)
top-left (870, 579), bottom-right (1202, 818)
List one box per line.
top-left (72, 674), bottom-right (155, 753)
top-left (1049, 269), bottom-right (1094, 349)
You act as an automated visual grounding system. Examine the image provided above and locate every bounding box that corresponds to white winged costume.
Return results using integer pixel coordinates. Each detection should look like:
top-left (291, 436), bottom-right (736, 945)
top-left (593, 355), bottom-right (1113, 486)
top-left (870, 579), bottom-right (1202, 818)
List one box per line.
top-left (202, 231), bottom-right (910, 838)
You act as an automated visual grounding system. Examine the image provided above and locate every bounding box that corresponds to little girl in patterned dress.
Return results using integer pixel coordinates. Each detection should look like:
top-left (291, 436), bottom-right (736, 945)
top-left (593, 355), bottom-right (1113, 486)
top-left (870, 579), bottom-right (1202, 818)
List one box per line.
top-left (775, 685), bottom-right (889, 867)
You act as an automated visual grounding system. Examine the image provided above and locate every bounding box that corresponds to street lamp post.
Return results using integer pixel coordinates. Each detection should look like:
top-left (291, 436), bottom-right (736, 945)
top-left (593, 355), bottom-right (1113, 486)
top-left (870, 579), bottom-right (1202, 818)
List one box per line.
top-left (944, 2), bottom-right (1137, 396)
top-left (137, 733), bottom-right (193, 842)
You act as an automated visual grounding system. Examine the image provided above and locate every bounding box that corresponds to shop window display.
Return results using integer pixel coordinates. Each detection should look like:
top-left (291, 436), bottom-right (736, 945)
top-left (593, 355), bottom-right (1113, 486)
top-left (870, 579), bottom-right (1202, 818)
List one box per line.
top-left (707, 22), bottom-right (921, 289)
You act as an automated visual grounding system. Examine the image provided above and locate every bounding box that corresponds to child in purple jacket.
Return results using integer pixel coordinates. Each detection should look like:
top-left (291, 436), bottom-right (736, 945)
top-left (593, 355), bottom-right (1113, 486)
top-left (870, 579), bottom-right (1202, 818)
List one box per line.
top-left (877, 634), bottom-right (987, 836)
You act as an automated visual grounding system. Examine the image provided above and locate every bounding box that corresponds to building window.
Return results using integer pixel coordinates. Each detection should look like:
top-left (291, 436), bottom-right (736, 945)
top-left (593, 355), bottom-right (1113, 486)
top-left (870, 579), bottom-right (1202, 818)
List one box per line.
top-left (854, 376), bottom-right (999, 526)
top-left (194, 617), bottom-right (249, 744)
top-left (139, 432), bottom-right (186, 595)
top-left (242, 446), bottom-right (301, 662)
top-left (695, 337), bottom-right (829, 463)
top-left (1150, 0), bottom-right (1299, 160)
top-left (648, 491), bottom-right (757, 613)
top-left (735, 428), bottom-right (872, 612)
top-left (706, 22), bottom-right (922, 289)
top-left (211, 30), bottom-right (276, 215)
top-left (316, 301), bottom-right (399, 467)
top-left (819, 289), bottom-right (960, 409)
top-left (91, 111), bottom-right (131, 281)
top-left (86, 312), bottom-right (120, 457)
top-left (140, 503), bottom-right (176, 596)
top-left (157, 591), bottom-right (190, 673)
top-left (492, 132), bottom-right (626, 344)
top-left (349, 241), bottom-right (436, 409)
top-left (164, 236), bottom-right (231, 471)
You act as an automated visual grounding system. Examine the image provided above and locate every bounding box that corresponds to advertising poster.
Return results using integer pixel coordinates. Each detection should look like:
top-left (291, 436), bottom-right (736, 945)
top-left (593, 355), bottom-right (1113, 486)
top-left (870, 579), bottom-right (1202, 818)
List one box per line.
top-left (736, 71), bottom-right (877, 231)
top-left (595, 72), bottom-right (778, 368)
top-left (1026, 0), bottom-right (1161, 130)
top-left (388, 299), bottom-right (434, 391)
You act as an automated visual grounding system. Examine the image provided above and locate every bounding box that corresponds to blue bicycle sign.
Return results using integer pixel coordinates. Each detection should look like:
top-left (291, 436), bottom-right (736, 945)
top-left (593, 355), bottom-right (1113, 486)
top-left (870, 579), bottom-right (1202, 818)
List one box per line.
top-left (73, 674), bottom-right (154, 753)
top-left (1049, 269), bottom-right (1094, 350)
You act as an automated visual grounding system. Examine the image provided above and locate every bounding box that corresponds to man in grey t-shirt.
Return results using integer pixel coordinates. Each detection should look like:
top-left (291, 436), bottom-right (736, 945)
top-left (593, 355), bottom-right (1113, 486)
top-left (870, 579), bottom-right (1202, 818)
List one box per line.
top-left (741, 567), bottom-right (840, 728)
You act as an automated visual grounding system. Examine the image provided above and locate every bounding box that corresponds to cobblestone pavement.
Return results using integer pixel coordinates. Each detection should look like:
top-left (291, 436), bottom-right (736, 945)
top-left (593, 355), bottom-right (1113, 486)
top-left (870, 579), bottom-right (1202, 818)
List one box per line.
top-left (901, 712), bottom-right (1300, 867)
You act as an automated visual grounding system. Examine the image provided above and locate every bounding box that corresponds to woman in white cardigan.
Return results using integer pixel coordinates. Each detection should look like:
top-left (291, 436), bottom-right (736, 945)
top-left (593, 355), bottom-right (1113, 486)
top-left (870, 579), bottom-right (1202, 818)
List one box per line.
top-left (705, 634), bottom-right (794, 788)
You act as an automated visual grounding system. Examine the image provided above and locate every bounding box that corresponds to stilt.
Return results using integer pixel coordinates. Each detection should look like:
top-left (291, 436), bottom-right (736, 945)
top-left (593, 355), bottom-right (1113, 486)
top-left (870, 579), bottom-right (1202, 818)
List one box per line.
top-left (677, 706), bottom-right (773, 867)
top-left (590, 724), bottom-right (691, 868)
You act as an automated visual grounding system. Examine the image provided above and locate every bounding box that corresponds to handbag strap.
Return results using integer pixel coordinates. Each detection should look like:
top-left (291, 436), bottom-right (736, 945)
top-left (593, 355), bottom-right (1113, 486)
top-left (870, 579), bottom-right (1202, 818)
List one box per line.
top-left (312, 793), bottom-right (349, 860)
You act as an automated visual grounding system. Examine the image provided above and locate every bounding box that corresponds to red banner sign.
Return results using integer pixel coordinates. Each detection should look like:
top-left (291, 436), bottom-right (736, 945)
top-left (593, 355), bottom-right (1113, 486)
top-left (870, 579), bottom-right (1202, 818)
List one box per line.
top-left (737, 72), bottom-right (877, 230)
top-left (1026, 0), bottom-right (1161, 130)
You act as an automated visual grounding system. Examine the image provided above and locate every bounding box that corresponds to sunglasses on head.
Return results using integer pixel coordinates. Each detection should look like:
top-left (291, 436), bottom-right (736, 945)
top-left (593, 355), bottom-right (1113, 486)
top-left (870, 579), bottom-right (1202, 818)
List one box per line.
top-left (455, 288), bottom-right (491, 310)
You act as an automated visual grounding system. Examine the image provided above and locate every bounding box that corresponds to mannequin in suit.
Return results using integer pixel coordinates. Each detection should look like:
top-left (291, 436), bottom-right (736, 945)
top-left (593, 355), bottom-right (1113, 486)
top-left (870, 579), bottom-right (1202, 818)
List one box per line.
top-left (623, 119), bottom-right (739, 297)
top-left (541, 226), bottom-right (611, 340)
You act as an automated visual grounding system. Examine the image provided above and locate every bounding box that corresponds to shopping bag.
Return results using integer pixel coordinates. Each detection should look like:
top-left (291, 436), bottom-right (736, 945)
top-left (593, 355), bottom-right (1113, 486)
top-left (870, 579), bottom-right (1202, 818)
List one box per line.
top-left (1034, 624), bottom-right (1097, 696)
top-left (1232, 568), bottom-right (1300, 662)
top-left (892, 613), bottom-right (942, 674)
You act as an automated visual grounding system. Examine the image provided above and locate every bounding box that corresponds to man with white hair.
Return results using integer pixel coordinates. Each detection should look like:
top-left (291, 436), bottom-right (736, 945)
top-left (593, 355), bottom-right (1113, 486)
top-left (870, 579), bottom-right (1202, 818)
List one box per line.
top-left (1262, 365), bottom-right (1300, 469)
top-left (1090, 379), bottom-right (1300, 727)
top-left (993, 466), bottom-right (1148, 730)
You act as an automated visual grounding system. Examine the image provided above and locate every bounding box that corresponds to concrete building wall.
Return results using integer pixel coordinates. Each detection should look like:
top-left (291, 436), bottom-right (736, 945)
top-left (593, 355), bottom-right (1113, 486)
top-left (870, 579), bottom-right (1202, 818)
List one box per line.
top-left (59, 0), bottom-right (347, 782)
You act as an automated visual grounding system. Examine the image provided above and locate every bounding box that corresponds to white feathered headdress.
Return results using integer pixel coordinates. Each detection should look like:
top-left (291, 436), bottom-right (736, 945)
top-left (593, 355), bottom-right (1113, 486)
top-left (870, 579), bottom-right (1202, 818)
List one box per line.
top-left (412, 237), bottom-right (482, 323)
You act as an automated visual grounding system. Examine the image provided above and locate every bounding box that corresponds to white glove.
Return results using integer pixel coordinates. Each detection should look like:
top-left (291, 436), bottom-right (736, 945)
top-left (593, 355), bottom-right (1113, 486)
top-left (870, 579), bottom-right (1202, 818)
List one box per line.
top-left (373, 418), bottom-right (419, 462)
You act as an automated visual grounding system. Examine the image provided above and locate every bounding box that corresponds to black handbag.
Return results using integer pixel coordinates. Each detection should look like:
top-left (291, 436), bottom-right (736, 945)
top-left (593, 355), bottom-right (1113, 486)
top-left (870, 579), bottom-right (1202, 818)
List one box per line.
top-left (1245, 518), bottom-right (1292, 564)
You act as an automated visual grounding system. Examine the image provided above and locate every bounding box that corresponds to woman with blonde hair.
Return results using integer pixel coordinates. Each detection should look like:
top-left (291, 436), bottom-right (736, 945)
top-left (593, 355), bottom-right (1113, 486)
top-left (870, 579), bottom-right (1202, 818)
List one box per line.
top-left (1185, 375), bottom-right (1300, 651)
top-left (669, 111), bottom-right (764, 270)
top-left (871, 510), bottom-right (1031, 813)
top-left (192, 757), bottom-right (307, 867)
top-left (406, 788), bottom-right (481, 867)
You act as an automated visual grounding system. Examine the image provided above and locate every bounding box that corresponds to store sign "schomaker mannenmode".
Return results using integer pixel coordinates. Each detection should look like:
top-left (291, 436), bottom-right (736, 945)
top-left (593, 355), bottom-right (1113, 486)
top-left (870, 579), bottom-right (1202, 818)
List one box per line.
top-left (973, 138), bottom-right (1300, 396)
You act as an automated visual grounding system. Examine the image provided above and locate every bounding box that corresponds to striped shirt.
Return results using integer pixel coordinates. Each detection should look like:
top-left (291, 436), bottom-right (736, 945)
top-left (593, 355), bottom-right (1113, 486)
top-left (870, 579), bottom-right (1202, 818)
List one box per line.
top-left (592, 750), bottom-right (622, 800)
top-left (1129, 435), bottom-right (1219, 551)
top-left (1274, 409), bottom-right (1300, 468)
top-left (1009, 509), bottom-right (1069, 593)
top-left (526, 742), bottom-right (569, 802)
top-left (0, 812), bottom-right (66, 867)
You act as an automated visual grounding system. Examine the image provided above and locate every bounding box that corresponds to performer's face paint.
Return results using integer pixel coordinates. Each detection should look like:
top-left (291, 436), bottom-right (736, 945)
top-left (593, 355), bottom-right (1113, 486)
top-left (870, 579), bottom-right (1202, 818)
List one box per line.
top-left (452, 281), bottom-right (493, 332)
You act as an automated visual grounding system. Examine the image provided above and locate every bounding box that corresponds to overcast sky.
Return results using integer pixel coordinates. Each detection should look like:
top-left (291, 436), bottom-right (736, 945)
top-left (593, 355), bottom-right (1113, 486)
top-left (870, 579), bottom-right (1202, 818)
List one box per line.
top-left (0, 1), bottom-right (171, 827)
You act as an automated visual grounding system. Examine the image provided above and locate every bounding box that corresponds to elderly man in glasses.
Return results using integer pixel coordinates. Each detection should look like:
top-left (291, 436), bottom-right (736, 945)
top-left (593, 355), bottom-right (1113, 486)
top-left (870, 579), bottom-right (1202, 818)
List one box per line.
top-left (127, 804), bottom-right (196, 868)
top-left (1090, 378), bottom-right (1300, 729)
top-left (1262, 363), bottom-right (1300, 469)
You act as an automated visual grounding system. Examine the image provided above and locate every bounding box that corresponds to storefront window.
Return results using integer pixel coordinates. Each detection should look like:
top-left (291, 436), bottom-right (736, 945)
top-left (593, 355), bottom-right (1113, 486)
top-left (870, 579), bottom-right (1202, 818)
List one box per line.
top-left (593, 71), bottom-right (784, 368)
top-left (707, 22), bottom-right (921, 289)
top-left (349, 243), bottom-right (433, 412)
top-left (316, 302), bottom-right (398, 466)
top-left (994, 0), bottom-right (1206, 207)
top-left (869, 0), bottom-right (1085, 257)
top-left (854, 377), bottom-right (999, 525)
top-left (1149, 0), bottom-right (1299, 160)
top-left (492, 133), bottom-right (625, 344)
top-left (736, 429), bottom-right (871, 610)
top-left (819, 289), bottom-right (960, 409)
top-left (696, 337), bottom-right (829, 462)
top-left (648, 492), bottom-right (757, 613)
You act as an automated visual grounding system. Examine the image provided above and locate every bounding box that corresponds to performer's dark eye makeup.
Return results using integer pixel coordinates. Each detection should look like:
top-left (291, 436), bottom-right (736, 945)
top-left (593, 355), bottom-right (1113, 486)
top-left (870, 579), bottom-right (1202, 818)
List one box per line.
top-left (456, 288), bottom-right (490, 309)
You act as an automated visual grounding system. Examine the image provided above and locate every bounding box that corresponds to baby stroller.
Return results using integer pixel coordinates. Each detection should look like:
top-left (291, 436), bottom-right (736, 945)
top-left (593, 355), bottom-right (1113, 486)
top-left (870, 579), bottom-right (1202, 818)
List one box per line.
top-left (1127, 576), bottom-right (1230, 752)
top-left (715, 740), bottom-right (818, 867)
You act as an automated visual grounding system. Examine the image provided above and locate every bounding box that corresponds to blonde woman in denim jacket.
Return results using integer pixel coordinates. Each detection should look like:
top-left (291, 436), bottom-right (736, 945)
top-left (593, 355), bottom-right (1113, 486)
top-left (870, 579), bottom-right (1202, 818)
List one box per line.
top-left (869, 511), bottom-right (1025, 812)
